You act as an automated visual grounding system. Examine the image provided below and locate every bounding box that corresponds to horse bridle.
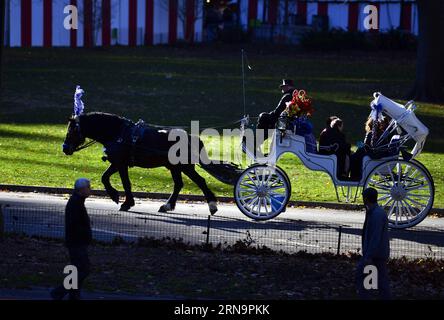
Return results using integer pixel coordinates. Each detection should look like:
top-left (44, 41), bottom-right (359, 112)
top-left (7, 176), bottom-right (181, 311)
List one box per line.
top-left (74, 139), bottom-right (97, 151)
top-left (70, 117), bottom-right (97, 152)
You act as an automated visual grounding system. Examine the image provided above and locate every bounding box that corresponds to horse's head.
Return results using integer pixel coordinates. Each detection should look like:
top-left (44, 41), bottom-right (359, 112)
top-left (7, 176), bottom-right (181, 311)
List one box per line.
top-left (62, 116), bottom-right (85, 155)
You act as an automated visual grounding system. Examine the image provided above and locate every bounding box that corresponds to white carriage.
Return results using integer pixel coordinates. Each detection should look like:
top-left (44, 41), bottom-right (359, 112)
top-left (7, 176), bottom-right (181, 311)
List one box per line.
top-left (234, 93), bottom-right (434, 229)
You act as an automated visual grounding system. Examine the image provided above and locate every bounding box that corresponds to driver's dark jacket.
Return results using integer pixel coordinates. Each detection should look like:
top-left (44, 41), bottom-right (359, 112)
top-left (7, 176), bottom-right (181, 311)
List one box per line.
top-left (65, 193), bottom-right (92, 247)
top-left (257, 89), bottom-right (294, 130)
top-left (269, 89), bottom-right (294, 123)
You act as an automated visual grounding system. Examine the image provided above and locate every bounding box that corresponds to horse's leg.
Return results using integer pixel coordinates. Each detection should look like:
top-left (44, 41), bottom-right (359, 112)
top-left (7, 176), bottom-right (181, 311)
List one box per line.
top-left (102, 164), bottom-right (120, 204)
top-left (182, 165), bottom-right (218, 215)
top-left (158, 167), bottom-right (183, 213)
top-left (118, 166), bottom-right (135, 211)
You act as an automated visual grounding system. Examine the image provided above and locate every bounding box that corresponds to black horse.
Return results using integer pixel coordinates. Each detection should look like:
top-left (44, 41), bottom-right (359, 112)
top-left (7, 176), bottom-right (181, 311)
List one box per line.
top-left (62, 112), bottom-right (230, 214)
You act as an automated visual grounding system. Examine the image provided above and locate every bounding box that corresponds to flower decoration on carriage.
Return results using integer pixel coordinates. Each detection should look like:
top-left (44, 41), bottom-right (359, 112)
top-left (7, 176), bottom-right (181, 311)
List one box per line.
top-left (285, 89), bottom-right (314, 118)
top-left (73, 85), bottom-right (85, 117)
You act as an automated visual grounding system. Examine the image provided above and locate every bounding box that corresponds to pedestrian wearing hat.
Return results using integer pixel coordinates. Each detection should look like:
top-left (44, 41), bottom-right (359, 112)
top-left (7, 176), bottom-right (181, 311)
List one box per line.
top-left (255, 79), bottom-right (295, 148)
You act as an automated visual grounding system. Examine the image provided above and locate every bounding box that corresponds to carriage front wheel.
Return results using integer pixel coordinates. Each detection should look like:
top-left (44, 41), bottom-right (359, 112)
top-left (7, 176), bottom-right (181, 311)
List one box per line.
top-left (364, 159), bottom-right (434, 229)
top-left (234, 164), bottom-right (291, 220)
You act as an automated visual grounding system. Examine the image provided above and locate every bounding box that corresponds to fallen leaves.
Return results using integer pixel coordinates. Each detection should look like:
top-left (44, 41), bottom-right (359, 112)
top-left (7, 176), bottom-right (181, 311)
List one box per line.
top-left (0, 234), bottom-right (443, 299)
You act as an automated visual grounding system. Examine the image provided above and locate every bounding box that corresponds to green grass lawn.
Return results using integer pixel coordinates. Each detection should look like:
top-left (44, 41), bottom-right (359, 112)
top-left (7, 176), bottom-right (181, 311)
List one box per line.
top-left (0, 46), bottom-right (443, 207)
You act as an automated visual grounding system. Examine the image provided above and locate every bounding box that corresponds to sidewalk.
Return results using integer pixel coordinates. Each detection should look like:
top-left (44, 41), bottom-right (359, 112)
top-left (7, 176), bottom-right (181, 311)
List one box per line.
top-left (0, 287), bottom-right (183, 300)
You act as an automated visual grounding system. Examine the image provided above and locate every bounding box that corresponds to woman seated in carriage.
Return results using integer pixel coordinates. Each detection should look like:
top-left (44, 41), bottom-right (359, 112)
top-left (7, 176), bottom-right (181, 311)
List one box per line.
top-left (278, 89), bottom-right (318, 154)
top-left (318, 114), bottom-right (399, 181)
top-left (349, 115), bottom-right (400, 180)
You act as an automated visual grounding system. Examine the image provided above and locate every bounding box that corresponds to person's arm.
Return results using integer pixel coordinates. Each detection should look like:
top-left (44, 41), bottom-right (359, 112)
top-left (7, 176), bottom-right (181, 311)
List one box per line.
top-left (65, 202), bottom-right (77, 244)
top-left (364, 132), bottom-right (372, 147)
top-left (362, 211), bottom-right (386, 260)
top-left (270, 93), bottom-right (292, 120)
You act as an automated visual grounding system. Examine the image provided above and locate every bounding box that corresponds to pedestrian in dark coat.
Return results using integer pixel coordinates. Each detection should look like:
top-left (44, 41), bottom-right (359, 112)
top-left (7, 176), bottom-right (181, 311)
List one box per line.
top-left (51, 178), bottom-right (92, 300)
top-left (356, 188), bottom-right (391, 300)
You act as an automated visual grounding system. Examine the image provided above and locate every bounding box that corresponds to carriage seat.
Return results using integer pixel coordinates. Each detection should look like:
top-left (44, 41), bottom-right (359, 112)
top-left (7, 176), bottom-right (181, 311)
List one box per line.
top-left (277, 132), bottom-right (341, 180)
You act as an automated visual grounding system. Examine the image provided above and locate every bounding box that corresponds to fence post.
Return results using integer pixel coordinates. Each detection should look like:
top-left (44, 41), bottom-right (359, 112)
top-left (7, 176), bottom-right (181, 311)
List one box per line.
top-left (205, 215), bottom-right (211, 245)
top-left (336, 225), bottom-right (342, 256)
top-left (0, 205), bottom-right (4, 242)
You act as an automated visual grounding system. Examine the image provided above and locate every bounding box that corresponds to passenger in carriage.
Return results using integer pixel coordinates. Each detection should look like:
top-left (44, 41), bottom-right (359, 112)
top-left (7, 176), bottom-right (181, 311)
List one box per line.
top-left (350, 117), bottom-right (392, 180)
top-left (319, 116), bottom-right (339, 151)
top-left (318, 117), bottom-right (352, 180)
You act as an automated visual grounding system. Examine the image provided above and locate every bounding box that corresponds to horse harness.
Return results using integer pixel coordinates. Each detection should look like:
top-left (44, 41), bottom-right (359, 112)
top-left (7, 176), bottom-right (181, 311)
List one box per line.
top-left (113, 119), bottom-right (147, 167)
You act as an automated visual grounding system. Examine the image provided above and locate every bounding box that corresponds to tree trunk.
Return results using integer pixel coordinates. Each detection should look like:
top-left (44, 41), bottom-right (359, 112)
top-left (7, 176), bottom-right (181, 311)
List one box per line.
top-left (0, 0), bottom-right (5, 94)
top-left (284, 0), bottom-right (289, 25)
top-left (410, 0), bottom-right (444, 103)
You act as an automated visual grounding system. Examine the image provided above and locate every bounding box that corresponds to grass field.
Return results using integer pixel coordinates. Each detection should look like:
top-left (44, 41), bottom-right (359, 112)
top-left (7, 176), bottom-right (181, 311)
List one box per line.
top-left (0, 45), bottom-right (443, 207)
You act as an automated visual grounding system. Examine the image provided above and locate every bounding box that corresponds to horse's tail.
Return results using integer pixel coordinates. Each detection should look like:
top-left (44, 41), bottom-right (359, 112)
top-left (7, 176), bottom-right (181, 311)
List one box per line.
top-left (197, 138), bottom-right (243, 186)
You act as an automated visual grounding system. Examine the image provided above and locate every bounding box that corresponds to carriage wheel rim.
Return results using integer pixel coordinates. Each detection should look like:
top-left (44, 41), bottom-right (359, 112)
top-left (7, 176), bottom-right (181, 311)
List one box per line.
top-left (236, 166), bottom-right (289, 218)
top-left (365, 160), bottom-right (433, 227)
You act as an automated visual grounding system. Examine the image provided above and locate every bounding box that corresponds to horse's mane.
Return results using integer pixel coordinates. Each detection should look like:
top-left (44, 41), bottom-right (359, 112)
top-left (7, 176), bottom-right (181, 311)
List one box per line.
top-left (77, 112), bottom-right (136, 143)
top-left (83, 112), bottom-right (135, 125)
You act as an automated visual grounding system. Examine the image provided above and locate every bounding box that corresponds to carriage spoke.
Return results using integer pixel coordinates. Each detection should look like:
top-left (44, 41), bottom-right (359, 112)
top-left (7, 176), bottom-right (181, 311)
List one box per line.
top-left (269, 191), bottom-right (286, 197)
top-left (240, 189), bottom-right (256, 196)
top-left (388, 201), bottom-right (396, 218)
top-left (382, 197), bottom-right (394, 208)
top-left (369, 180), bottom-right (392, 191)
top-left (269, 195), bottom-right (284, 206)
top-left (403, 199), bottom-right (419, 216)
top-left (268, 184), bottom-right (286, 191)
top-left (245, 196), bottom-right (259, 209)
top-left (387, 165), bottom-right (396, 183)
top-left (240, 183), bottom-right (257, 191)
top-left (378, 194), bottom-right (391, 201)
top-left (263, 198), bottom-right (269, 213)
top-left (407, 193), bottom-right (431, 199)
top-left (396, 163), bottom-right (402, 183)
top-left (246, 173), bottom-right (259, 187)
top-left (239, 193), bottom-right (256, 202)
top-left (374, 171), bottom-right (393, 187)
top-left (395, 202), bottom-right (400, 225)
top-left (405, 196), bottom-right (426, 209)
top-left (405, 184), bottom-right (428, 191)
top-left (401, 200), bottom-right (414, 218)
top-left (251, 197), bottom-right (261, 214)
top-left (257, 199), bottom-right (262, 215)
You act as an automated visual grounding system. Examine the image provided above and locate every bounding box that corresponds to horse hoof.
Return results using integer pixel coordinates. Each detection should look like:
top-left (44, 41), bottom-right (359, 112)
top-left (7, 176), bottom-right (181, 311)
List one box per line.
top-left (158, 203), bottom-right (173, 213)
top-left (209, 201), bottom-right (218, 215)
top-left (119, 203), bottom-right (132, 211)
top-left (109, 192), bottom-right (119, 204)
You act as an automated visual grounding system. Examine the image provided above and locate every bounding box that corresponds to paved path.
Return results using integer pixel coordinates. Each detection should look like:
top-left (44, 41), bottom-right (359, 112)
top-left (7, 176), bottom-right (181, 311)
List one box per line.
top-left (1, 192), bottom-right (443, 259)
top-left (0, 287), bottom-right (181, 300)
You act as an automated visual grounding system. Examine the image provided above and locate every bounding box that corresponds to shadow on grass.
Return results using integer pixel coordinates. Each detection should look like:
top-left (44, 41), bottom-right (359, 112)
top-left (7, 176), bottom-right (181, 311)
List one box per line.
top-left (0, 128), bottom-right (62, 143)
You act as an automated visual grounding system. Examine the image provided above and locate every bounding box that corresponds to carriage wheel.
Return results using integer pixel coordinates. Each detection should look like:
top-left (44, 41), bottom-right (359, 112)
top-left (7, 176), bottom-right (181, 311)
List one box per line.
top-left (234, 164), bottom-right (291, 220)
top-left (364, 159), bottom-right (434, 229)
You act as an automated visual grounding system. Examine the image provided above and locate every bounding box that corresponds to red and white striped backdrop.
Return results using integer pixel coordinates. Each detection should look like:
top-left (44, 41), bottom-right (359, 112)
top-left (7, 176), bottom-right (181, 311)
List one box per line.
top-left (242, 0), bottom-right (417, 33)
top-left (6, 0), bottom-right (203, 47)
top-left (4, 0), bottom-right (418, 47)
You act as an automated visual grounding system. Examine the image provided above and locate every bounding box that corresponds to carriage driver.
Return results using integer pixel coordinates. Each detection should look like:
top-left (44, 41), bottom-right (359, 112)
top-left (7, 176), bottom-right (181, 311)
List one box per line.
top-left (256, 79), bottom-right (295, 148)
